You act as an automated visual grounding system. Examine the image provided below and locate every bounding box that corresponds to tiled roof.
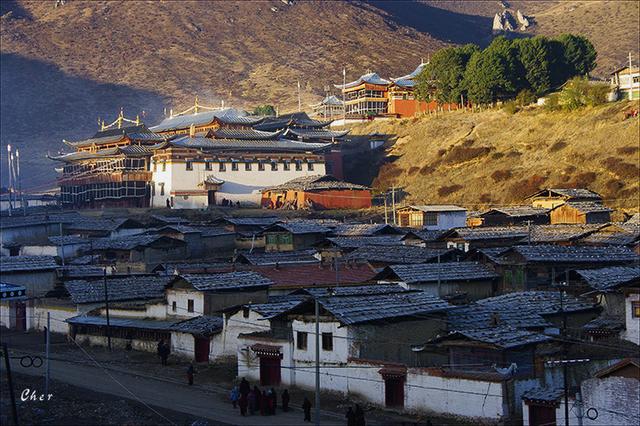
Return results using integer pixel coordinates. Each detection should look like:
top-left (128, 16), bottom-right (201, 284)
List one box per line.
top-left (221, 217), bottom-right (280, 227)
top-left (65, 276), bottom-right (172, 304)
top-left (149, 108), bottom-right (250, 132)
top-left (318, 291), bottom-right (451, 325)
top-left (528, 224), bottom-right (603, 243)
top-left (64, 124), bottom-right (167, 148)
top-left (236, 249), bottom-right (320, 266)
top-left (448, 291), bottom-right (598, 330)
top-left (582, 315), bottom-right (624, 331)
top-left (402, 229), bottom-right (447, 242)
top-left (378, 262), bottom-right (499, 284)
top-left (177, 271), bottom-right (273, 291)
top-left (67, 315), bottom-right (176, 331)
top-left (556, 201), bottom-right (612, 214)
top-left (0, 256), bottom-right (58, 273)
top-left (254, 263), bottom-right (376, 288)
top-left (391, 63), bottom-right (426, 83)
top-left (66, 218), bottom-right (129, 232)
top-left (522, 387), bottom-right (565, 402)
top-left (48, 235), bottom-right (90, 245)
top-left (527, 188), bottom-right (602, 200)
top-left (574, 266), bottom-right (640, 291)
top-left (246, 297), bottom-right (308, 319)
top-left (509, 245), bottom-right (638, 263)
top-left (324, 235), bottom-right (405, 249)
top-left (170, 315), bottom-right (223, 335)
top-left (150, 214), bottom-right (189, 224)
top-left (474, 247), bottom-right (511, 263)
top-left (444, 226), bottom-right (529, 241)
top-left (91, 235), bottom-right (184, 250)
top-left (295, 284), bottom-right (413, 298)
top-left (169, 136), bottom-right (330, 152)
top-left (580, 223), bottom-right (640, 245)
top-left (481, 206), bottom-right (549, 218)
top-left (626, 213), bottom-right (640, 224)
top-left (331, 223), bottom-right (400, 237)
top-left (400, 205), bottom-right (466, 213)
top-left (310, 95), bottom-right (344, 106)
top-left (334, 72), bottom-right (391, 89)
top-left (283, 128), bottom-right (349, 140)
top-left (210, 128), bottom-right (282, 140)
top-left (264, 221), bottom-right (332, 235)
top-left (58, 265), bottom-right (106, 278)
top-left (263, 175), bottom-right (369, 192)
top-left (345, 245), bottom-right (453, 264)
top-left (253, 112), bottom-right (332, 131)
top-left (435, 326), bottom-right (552, 349)
top-left (155, 262), bottom-right (232, 274)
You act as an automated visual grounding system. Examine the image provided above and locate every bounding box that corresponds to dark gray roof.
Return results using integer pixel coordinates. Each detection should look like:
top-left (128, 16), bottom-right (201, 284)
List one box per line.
top-left (331, 223), bottom-right (400, 237)
top-left (583, 315), bottom-right (624, 331)
top-left (527, 188), bottom-right (602, 200)
top-left (64, 124), bottom-right (166, 148)
top-left (149, 108), bottom-right (251, 133)
top-left (265, 221), bottom-right (332, 235)
top-left (210, 128), bottom-right (282, 140)
top-left (295, 284), bottom-right (413, 298)
top-left (58, 265), bottom-right (106, 278)
top-left (474, 247), bottom-right (511, 263)
top-left (170, 316), bottom-right (223, 335)
top-left (150, 214), bottom-right (189, 224)
top-left (444, 226), bottom-right (529, 241)
top-left (481, 206), bottom-right (549, 218)
top-left (399, 205), bottom-right (466, 213)
top-left (402, 229), bottom-right (447, 242)
top-left (283, 128), bottom-right (349, 140)
top-left (66, 218), bottom-right (128, 232)
top-left (378, 262), bottom-right (498, 284)
top-left (556, 201), bottom-right (612, 214)
top-left (264, 175), bottom-right (369, 192)
top-left (67, 315), bottom-right (176, 331)
top-left (91, 235), bottom-right (184, 250)
top-left (169, 136), bottom-right (330, 153)
top-left (0, 256), bottom-right (58, 273)
top-left (222, 217), bottom-right (280, 227)
top-left (448, 291), bottom-right (597, 330)
top-left (580, 223), bottom-right (640, 245)
top-left (522, 387), bottom-right (565, 402)
top-left (575, 266), bottom-right (640, 291)
top-left (324, 235), bottom-right (405, 249)
top-left (318, 291), bottom-right (451, 325)
top-left (236, 249), bottom-right (320, 266)
top-left (509, 245), bottom-right (638, 263)
top-left (345, 246), bottom-right (453, 264)
top-left (435, 326), bottom-right (552, 349)
top-left (247, 297), bottom-right (308, 319)
top-left (177, 271), bottom-right (273, 291)
top-left (48, 235), bottom-right (91, 245)
top-left (65, 276), bottom-right (171, 304)
top-left (528, 224), bottom-right (603, 243)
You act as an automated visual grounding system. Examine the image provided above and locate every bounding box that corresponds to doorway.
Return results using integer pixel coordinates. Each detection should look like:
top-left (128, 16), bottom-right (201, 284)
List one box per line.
top-left (194, 336), bottom-right (210, 362)
top-left (14, 301), bottom-right (27, 331)
top-left (207, 190), bottom-right (216, 206)
top-left (528, 404), bottom-right (556, 426)
top-left (259, 356), bottom-right (281, 386)
top-left (384, 377), bottom-right (405, 408)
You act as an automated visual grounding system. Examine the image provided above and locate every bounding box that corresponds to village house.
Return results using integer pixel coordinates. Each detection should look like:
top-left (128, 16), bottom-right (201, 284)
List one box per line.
top-left (375, 261), bottom-right (500, 301)
top-left (610, 65), bottom-right (640, 100)
top-left (344, 246), bottom-right (458, 268)
top-left (262, 221), bottom-right (332, 252)
top-left (395, 205), bottom-right (467, 230)
top-left (0, 212), bottom-right (83, 256)
top-left (260, 175), bottom-right (371, 210)
top-left (315, 235), bottom-right (405, 261)
top-left (579, 221), bottom-right (640, 247)
top-left (480, 206), bottom-right (550, 227)
top-left (18, 235), bottom-right (89, 260)
top-left (212, 216), bottom-right (280, 250)
top-left (0, 193), bottom-right (58, 212)
top-left (310, 95), bottom-right (344, 119)
top-left (330, 223), bottom-right (402, 237)
top-left (527, 223), bottom-right (604, 245)
top-left (525, 188), bottom-right (603, 209)
top-left (0, 255), bottom-right (58, 297)
top-left (438, 226), bottom-right (530, 252)
top-left (234, 249), bottom-right (320, 267)
top-left (622, 287), bottom-right (639, 345)
top-left (549, 201), bottom-right (612, 225)
top-left (89, 234), bottom-right (188, 272)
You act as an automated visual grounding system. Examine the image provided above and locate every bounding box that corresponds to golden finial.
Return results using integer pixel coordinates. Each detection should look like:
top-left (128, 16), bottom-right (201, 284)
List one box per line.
top-left (135, 115), bottom-right (140, 125)
top-left (117, 107), bottom-right (124, 128)
top-left (101, 120), bottom-right (106, 131)
top-left (194, 95), bottom-right (199, 114)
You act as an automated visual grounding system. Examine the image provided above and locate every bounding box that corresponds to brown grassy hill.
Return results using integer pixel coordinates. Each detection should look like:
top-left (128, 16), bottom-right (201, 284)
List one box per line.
top-left (349, 101), bottom-right (640, 211)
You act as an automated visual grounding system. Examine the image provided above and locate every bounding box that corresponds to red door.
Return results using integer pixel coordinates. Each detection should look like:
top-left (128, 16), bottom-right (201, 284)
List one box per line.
top-left (384, 377), bottom-right (405, 408)
top-left (194, 337), bottom-right (210, 362)
top-left (14, 302), bottom-right (26, 331)
top-left (259, 356), bottom-right (281, 386)
top-left (529, 404), bottom-right (556, 426)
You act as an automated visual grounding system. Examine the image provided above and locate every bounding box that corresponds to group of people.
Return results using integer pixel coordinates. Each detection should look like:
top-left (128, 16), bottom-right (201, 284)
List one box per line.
top-left (230, 378), bottom-right (291, 417)
top-left (345, 404), bottom-right (366, 426)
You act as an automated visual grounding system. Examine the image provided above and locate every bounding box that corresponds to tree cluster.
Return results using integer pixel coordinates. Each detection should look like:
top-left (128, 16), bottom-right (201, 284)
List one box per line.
top-left (415, 34), bottom-right (597, 105)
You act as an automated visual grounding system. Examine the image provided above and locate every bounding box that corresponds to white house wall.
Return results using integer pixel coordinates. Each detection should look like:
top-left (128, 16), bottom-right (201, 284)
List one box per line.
top-left (292, 319), bottom-right (350, 364)
top-left (622, 293), bottom-right (639, 345)
top-left (222, 310), bottom-right (269, 357)
top-left (166, 289), bottom-right (204, 318)
top-left (429, 211), bottom-right (467, 231)
top-left (581, 376), bottom-right (639, 426)
top-left (151, 160), bottom-right (326, 208)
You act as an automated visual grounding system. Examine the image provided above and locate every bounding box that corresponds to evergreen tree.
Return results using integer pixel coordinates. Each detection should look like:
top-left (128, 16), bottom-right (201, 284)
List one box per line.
top-left (556, 34), bottom-right (597, 77)
top-left (253, 105), bottom-right (276, 116)
top-left (514, 36), bottom-right (552, 95)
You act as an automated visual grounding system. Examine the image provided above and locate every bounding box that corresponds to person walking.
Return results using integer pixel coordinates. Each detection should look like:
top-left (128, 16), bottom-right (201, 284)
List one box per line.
top-left (266, 388), bottom-right (274, 415)
top-left (281, 389), bottom-right (290, 412)
top-left (354, 404), bottom-right (365, 426)
top-left (229, 385), bottom-right (239, 409)
top-left (260, 390), bottom-right (268, 416)
top-left (270, 387), bottom-right (277, 414)
top-left (302, 396), bottom-right (312, 422)
top-left (346, 406), bottom-right (356, 426)
top-left (248, 388), bottom-right (257, 415)
top-left (239, 378), bottom-right (250, 399)
top-left (157, 339), bottom-right (169, 366)
top-left (253, 385), bottom-right (261, 412)
top-left (187, 363), bottom-right (194, 386)
top-left (239, 392), bottom-right (248, 416)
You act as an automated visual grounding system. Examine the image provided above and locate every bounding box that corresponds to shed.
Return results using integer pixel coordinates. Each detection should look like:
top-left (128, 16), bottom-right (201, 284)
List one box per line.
top-left (396, 205), bottom-right (467, 230)
top-left (262, 221), bottom-right (332, 252)
top-left (549, 202), bottom-right (612, 225)
top-left (480, 206), bottom-right (549, 227)
top-left (525, 188), bottom-right (602, 209)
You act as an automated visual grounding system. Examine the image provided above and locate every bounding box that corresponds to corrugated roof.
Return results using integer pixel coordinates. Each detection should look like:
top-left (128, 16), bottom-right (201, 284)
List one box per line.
top-left (177, 271), bottom-right (273, 291)
top-left (65, 275), bottom-right (172, 304)
top-left (379, 262), bottom-right (499, 284)
top-left (574, 266), bottom-right (640, 291)
top-left (0, 256), bottom-right (58, 273)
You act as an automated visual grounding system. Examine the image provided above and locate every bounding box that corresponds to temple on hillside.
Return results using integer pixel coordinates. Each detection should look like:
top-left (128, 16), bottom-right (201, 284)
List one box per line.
top-left (50, 110), bottom-right (167, 208)
top-left (310, 95), bottom-right (344, 119)
top-left (334, 72), bottom-right (390, 117)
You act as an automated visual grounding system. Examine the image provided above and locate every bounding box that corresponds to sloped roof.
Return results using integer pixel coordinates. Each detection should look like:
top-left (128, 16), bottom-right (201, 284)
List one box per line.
top-left (220, 216), bottom-right (281, 227)
top-left (0, 256), bottom-right (58, 273)
top-left (442, 226), bottom-right (529, 241)
top-left (526, 188), bottom-right (602, 200)
top-left (310, 95), bottom-right (344, 107)
top-left (170, 315), bottom-right (223, 336)
top-left (581, 223), bottom-right (640, 245)
top-left (67, 315), bottom-right (176, 331)
top-left (553, 201), bottom-right (612, 214)
top-left (169, 136), bottom-right (330, 152)
top-left (236, 249), bottom-right (320, 266)
top-left (176, 271), bottom-right (273, 292)
top-left (481, 206), bottom-right (550, 218)
top-left (209, 128), bottom-right (282, 140)
top-left (345, 246), bottom-right (453, 264)
top-left (334, 72), bottom-right (391, 89)
top-left (508, 245), bottom-right (638, 263)
top-left (575, 266), bottom-right (640, 291)
top-left (528, 224), bottom-right (603, 243)
top-left (399, 205), bottom-right (466, 213)
top-left (295, 284), bottom-right (413, 298)
top-left (332, 223), bottom-right (401, 237)
top-left (91, 235), bottom-right (185, 250)
top-left (263, 175), bottom-right (369, 192)
top-left (264, 221), bottom-right (333, 235)
top-left (253, 112), bottom-right (332, 131)
top-left (255, 262), bottom-right (376, 288)
top-left (245, 297), bottom-right (307, 319)
top-left (377, 262), bottom-right (499, 284)
top-left (390, 63), bottom-right (427, 88)
top-left (323, 235), bottom-right (405, 249)
top-left (433, 326), bottom-right (552, 349)
top-left (522, 387), bottom-right (565, 403)
top-left (64, 124), bottom-right (167, 148)
top-left (149, 108), bottom-right (249, 132)
top-left (65, 276), bottom-right (171, 304)
top-left (283, 128), bottom-right (349, 140)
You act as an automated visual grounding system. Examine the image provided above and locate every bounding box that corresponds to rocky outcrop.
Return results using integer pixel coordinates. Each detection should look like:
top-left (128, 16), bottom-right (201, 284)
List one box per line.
top-left (516, 10), bottom-right (530, 30)
top-left (492, 10), bottom-right (516, 33)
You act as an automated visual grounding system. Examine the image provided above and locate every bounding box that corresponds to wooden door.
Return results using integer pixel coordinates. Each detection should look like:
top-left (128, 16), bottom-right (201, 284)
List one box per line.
top-left (259, 356), bottom-right (281, 386)
top-left (194, 337), bottom-right (210, 362)
top-left (207, 190), bottom-right (216, 206)
top-left (15, 301), bottom-right (26, 331)
top-left (384, 377), bottom-right (405, 408)
top-left (529, 404), bottom-right (556, 426)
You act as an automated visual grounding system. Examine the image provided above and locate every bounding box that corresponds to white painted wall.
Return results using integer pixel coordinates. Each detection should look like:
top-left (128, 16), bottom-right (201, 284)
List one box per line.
top-left (222, 310), bottom-right (269, 357)
top-left (522, 397), bottom-right (580, 426)
top-left (622, 292), bottom-right (639, 345)
top-left (292, 319), bottom-right (350, 364)
top-left (28, 304), bottom-right (77, 334)
top-left (166, 289), bottom-right (203, 318)
top-left (430, 211), bottom-right (467, 231)
top-left (171, 331), bottom-right (196, 358)
top-left (20, 245), bottom-right (58, 257)
top-left (151, 159), bottom-right (326, 208)
top-left (581, 376), bottom-right (640, 426)
top-left (98, 303), bottom-right (167, 320)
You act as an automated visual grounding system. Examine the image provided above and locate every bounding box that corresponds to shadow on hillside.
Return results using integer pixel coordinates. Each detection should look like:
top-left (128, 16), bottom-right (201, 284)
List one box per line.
top-left (0, 0), bottom-right (32, 19)
top-left (0, 53), bottom-right (165, 189)
top-left (366, 1), bottom-right (493, 46)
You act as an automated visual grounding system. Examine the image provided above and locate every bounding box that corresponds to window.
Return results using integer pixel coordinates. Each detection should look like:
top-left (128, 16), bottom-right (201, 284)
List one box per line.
top-left (172, 301), bottom-right (177, 312)
top-left (322, 332), bottom-right (333, 351)
top-left (295, 160), bottom-right (303, 171)
top-left (307, 162), bottom-right (314, 171)
top-left (245, 162), bottom-right (252, 171)
top-left (151, 182), bottom-right (155, 196)
top-left (424, 212), bottom-right (438, 226)
top-left (219, 162), bottom-right (226, 172)
top-left (186, 161), bottom-right (193, 171)
top-left (271, 161), bottom-right (278, 171)
top-left (187, 299), bottom-right (194, 313)
top-left (153, 162), bottom-right (157, 172)
top-left (632, 301), bottom-right (640, 318)
top-left (205, 162), bottom-right (212, 171)
top-left (242, 307), bottom-right (250, 318)
top-left (162, 162), bottom-right (166, 172)
top-left (159, 183), bottom-right (165, 196)
top-left (283, 161), bottom-right (290, 171)
top-left (296, 331), bottom-right (308, 350)
top-left (232, 162), bottom-right (239, 171)
top-left (258, 162), bottom-right (265, 171)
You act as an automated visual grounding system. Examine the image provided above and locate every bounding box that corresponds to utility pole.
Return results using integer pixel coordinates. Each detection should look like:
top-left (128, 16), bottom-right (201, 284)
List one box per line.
top-left (383, 190), bottom-right (388, 224)
top-left (59, 222), bottom-right (65, 266)
top-left (391, 186), bottom-right (396, 225)
top-left (297, 80), bottom-right (302, 112)
top-left (103, 267), bottom-right (112, 351)
top-left (7, 144), bottom-right (13, 216)
top-left (2, 343), bottom-right (19, 426)
top-left (559, 272), bottom-right (569, 426)
top-left (437, 254), bottom-right (441, 297)
top-left (342, 66), bottom-right (346, 124)
top-left (314, 296), bottom-right (320, 426)
top-left (45, 312), bottom-right (50, 399)
top-left (527, 220), bottom-right (531, 245)
top-left (16, 148), bottom-right (25, 216)
top-left (629, 52), bottom-right (634, 101)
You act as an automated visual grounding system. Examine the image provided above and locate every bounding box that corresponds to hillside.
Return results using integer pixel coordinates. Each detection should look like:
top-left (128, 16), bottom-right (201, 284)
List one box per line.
top-left (349, 101), bottom-right (640, 211)
top-left (0, 0), bottom-right (638, 190)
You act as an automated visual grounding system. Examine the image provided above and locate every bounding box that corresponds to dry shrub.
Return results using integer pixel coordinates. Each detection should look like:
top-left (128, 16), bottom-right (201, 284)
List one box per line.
top-left (443, 146), bottom-right (492, 164)
top-left (565, 165), bottom-right (577, 174)
top-left (407, 166), bottom-right (420, 175)
top-left (438, 184), bottom-right (463, 197)
top-left (510, 174), bottom-right (546, 198)
top-left (420, 164), bottom-right (436, 175)
top-left (603, 157), bottom-right (639, 179)
top-left (549, 140), bottom-right (567, 152)
top-left (437, 148), bottom-right (447, 157)
top-left (479, 193), bottom-right (492, 203)
top-left (492, 152), bottom-right (505, 160)
top-left (568, 172), bottom-right (597, 187)
top-left (605, 179), bottom-right (625, 195)
top-left (462, 139), bottom-right (475, 147)
top-left (491, 169), bottom-right (512, 182)
top-left (506, 151), bottom-right (522, 158)
top-left (617, 146), bottom-right (639, 155)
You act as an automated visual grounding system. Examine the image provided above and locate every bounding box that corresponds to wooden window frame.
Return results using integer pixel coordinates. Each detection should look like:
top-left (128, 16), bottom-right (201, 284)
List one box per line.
top-left (187, 299), bottom-right (194, 313)
top-left (296, 331), bottom-right (308, 350)
top-left (322, 332), bottom-right (333, 351)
